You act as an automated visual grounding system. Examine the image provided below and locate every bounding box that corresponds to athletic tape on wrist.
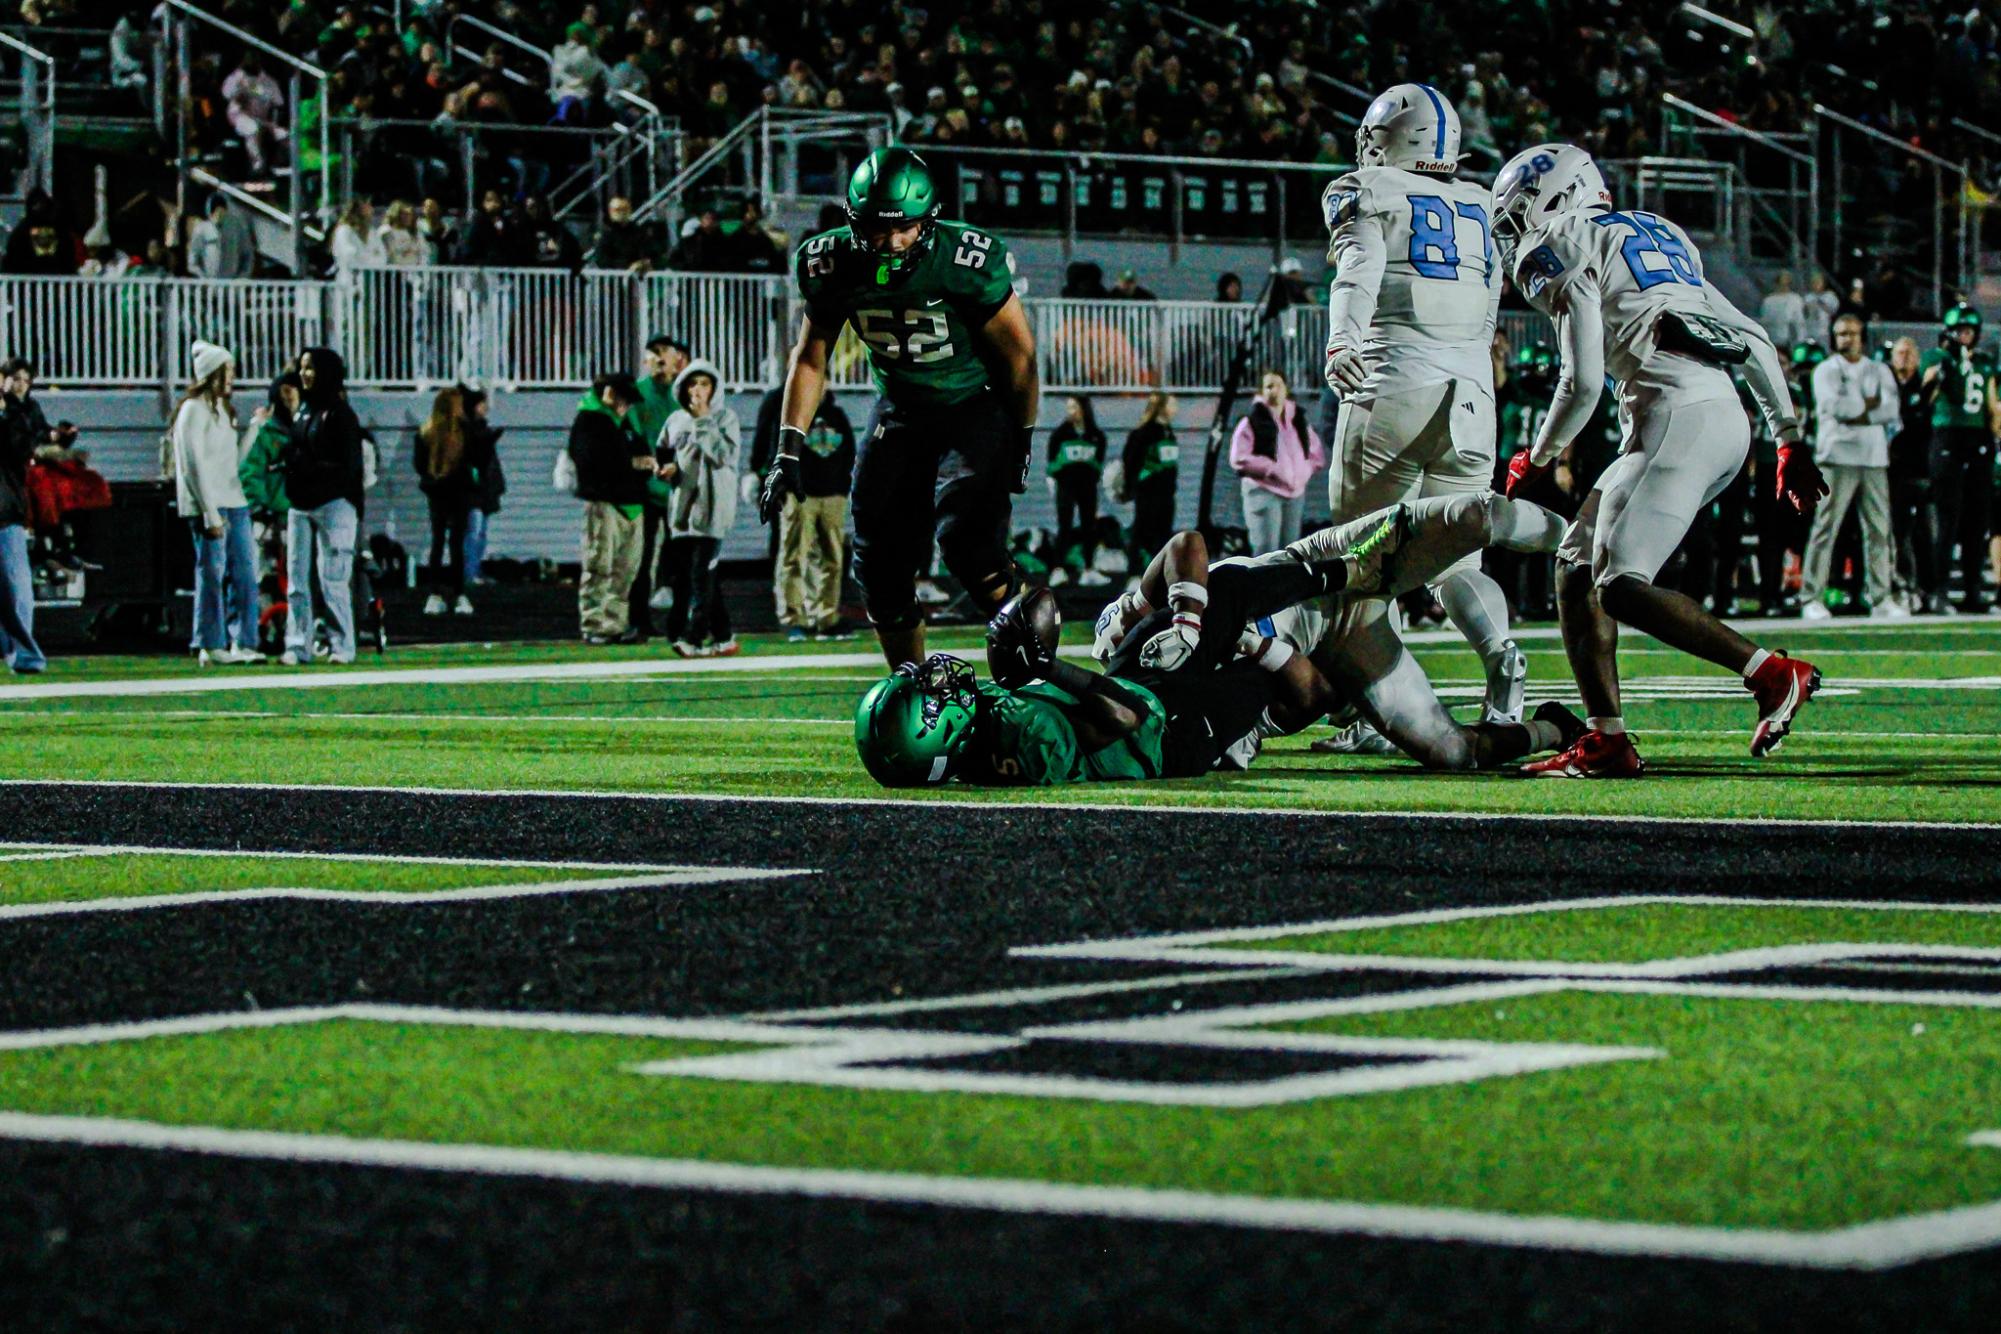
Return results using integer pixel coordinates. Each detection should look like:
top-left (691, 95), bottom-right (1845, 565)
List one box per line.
top-left (1166, 581), bottom-right (1208, 611)
top-left (1255, 638), bottom-right (1295, 671)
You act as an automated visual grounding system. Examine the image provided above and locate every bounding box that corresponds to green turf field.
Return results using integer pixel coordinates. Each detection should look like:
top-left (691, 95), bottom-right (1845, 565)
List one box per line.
top-left (2, 618), bottom-right (1996, 822)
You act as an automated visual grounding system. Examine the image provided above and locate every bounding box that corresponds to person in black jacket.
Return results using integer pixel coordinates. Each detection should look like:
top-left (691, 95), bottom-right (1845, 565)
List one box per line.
top-left (0, 375), bottom-right (47, 673)
top-left (414, 386), bottom-right (478, 618)
top-left (571, 372), bottom-right (659, 644)
top-left (282, 346), bottom-right (366, 665)
top-left (1119, 392), bottom-right (1180, 577)
top-left (460, 386), bottom-right (504, 586)
top-left (751, 383), bottom-right (855, 639)
top-left (1046, 395), bottom-right (1108, 586)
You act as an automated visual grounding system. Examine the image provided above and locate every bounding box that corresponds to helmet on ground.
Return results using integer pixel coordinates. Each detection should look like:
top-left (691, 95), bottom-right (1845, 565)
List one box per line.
top-left (1355, 83), bottom-right (1461, 174)
top-left (854, 653), bottom-right (979, 787)
top-left (846, 147), bottom-right (940, 275)
top-left (1491, 143), bottom-right (1611, 247)
top-left (1942, 302), bottom-right (1983, 346)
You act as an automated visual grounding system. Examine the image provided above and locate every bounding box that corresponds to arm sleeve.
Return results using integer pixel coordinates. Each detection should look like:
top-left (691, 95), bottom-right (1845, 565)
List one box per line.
top-left (1868, 365), bottom-right (1903, 427)
top-left (1530, 282), bottom-right (1606, 466)
top-left (1704, 282), bottom-right (1801, 441)
top-left (1121, 428), bottom-right (1145, 494)
top-left (954, 228), bottom-right (1017, 323)
top-left (1325, 185), bottom-right (1386, 354)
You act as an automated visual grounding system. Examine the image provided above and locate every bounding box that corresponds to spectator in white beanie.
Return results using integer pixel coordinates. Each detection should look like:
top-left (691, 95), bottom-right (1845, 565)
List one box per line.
top-left (172, 340), bottom-right (263, 665)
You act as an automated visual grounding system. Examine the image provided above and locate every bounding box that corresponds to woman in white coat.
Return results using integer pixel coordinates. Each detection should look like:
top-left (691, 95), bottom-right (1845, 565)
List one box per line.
top-left (172, 340), bottom-right (263, 664)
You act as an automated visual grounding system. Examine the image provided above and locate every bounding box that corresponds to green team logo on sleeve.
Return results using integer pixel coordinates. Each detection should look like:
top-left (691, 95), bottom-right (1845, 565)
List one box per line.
top-left (797, 221), bottom-right (1017, 410)
top-left (1923, 347), bottom-right (1997, 430)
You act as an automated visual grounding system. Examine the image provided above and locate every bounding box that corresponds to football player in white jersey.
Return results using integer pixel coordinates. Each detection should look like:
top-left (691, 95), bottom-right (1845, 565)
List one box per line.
top-left (1492, 143), bottom-right (1829, 777)
top-left (1322, 84), bottom-right (1529, 737)
top-left (1092, 492), bottom-right (1581, 771)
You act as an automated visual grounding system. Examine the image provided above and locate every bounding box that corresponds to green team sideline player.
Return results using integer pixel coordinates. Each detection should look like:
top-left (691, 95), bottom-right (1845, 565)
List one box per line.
top-left (1921, 303), bottom-right (2000, 613)
top-left (758, 146), bottom-right (1040, 667)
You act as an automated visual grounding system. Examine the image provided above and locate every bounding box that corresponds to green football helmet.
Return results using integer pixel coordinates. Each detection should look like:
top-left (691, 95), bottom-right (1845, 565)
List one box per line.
top-left (1942, 303), bottom-right (1983, 346)
top-left (1513, 342), bottom-right (1556, 380)
top-left (1789, 340), bottom-right (1827, 371)
top-left (846, 146), bottom-right (940, 276)
top-left (854, 653), bottom-right (979, 787)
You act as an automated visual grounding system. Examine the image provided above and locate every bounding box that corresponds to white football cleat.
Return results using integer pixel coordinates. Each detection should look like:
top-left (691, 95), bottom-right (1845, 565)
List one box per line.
top-left (1310, 719), bottom-right (1399, 756)
top-left (1481, 641), bottom-right (1528, 724)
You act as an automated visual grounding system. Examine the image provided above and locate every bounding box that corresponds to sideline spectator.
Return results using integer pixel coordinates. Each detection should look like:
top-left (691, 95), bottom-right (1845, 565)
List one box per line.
top-left (520, 195), bottom-right (581, 269)
top-left (1046, 395), bottom-right (1108, 587)
top-left (1119, 391), bottom-right (1180, 578)
top-left (329, 199), bottom-right (383, 274)
top-left (1802, 315), bottom-right (1901, 618)
top-left (753, 382), bottom-right (855, 640)
top-left (283, 347), bottom-right (364, 665)
top-left (595, 195), bottom-right (660, 273)
top-left (0, 369), bottom-right (46, 674)
top-left (629, 334), bottom-right (690, 635)
top-left (550, 23), bottom-right (606, 111)
top-left (414, 387), bottom-right (479, 618)
top-left (416, 197), bottom-right (456, 265)
top-left (1922, 308), bottom-right (2000, 613)
top-left (661, 358), bottom-right (743, 657)
top-left (1759, 271), bottom-right (1806, 349)
top-left (1107, 268), bottom-right (1157, 301)
top-left (570, 371), bottom-right (654, 645)
top-left (1230, 368), bottom-right (1324, 553)
top-left (730, 198), bottom-right (784, 273)
top-left (667, 206), bottom-right (730, 272)
top-left (1215, 272), bottom-right (1243, 303)
top-left (457, 189), bottom-right (520, 266)
top-left (378, 201), bottom-right (427, 266)
top-left (460, 386), bottom-right (504, 587)
top-left (223, 52), bottom-right (288, 177)
top-left (171, 341), bottom-right (262, 664)
top-left (1885, 337), bottom-right (1942, 613)
top-left (240, 370), bottom-right (301, 524)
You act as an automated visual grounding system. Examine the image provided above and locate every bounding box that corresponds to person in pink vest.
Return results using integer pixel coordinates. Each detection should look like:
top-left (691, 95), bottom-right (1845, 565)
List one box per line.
top-left (1230, 368), bottom-right (1326, 552)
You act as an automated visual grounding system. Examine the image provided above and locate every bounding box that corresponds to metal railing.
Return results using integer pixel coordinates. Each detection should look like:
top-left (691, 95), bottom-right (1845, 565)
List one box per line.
top-left (0, 31), bottom-right (54, 195)
top-left (444, 14), bottom-right (552, 90)
top-left (1660, 94), bottom-right (1817, 276)
top-left (1813, 102), bottom-right (1972, 313)
top-left (160, 0), bottom-right (327, 274)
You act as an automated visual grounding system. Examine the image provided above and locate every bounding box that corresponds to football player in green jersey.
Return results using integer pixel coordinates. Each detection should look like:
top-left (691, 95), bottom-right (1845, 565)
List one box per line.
top-left (759, 146), bottom-right (1040, 667)
top-left (1921, 304), bottom-right (2000, 611)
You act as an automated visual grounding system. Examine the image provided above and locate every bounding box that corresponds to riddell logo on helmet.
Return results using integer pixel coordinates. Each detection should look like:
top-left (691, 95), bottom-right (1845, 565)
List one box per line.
top-left (1410, 157), bottom-right (1456, 173)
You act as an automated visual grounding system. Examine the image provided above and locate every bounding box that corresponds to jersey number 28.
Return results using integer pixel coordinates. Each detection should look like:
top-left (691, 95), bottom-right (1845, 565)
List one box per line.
top-left (1591, 211), bottom-right (1700, 291)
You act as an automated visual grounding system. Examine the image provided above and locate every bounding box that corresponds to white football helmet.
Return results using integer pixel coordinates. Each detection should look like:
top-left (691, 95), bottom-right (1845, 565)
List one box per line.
top-left (1354, 83), bottom-right (1461, 174)
top-left (1491, 143), bottom-right (1611, 248)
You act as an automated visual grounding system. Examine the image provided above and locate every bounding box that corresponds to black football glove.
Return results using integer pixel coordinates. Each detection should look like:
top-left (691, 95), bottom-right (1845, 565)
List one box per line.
top-left (986, 591), bottom-right (1056, 688)
top-left (1009, 424), bottom-right (1034, 495)
top-left (757, 434), bottom-right (805, 526)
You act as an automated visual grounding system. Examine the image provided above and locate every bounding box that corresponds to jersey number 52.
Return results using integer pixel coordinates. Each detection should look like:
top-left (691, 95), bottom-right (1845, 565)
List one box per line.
top-left (854, 309), bottom-right (955, 364)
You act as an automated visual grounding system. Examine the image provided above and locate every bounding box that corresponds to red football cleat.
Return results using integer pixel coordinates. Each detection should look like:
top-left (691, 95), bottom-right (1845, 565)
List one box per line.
top-left (1747, 653), bottom-right (1822, 758)
top-left (1520, 729), bottom-right (1646, 779)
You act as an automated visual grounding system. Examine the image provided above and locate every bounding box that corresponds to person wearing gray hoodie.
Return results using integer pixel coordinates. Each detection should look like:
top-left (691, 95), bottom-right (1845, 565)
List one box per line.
top-left (661, 358), bottom-right (742, 656)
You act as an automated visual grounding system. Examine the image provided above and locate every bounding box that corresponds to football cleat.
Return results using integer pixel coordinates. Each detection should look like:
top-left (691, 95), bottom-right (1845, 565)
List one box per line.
top-left (1482, 641), bottom-right (1528, 724)
top-left (1747, 653), bottom-right (1822, 758)
top-left (1520, 728), bottom-right (1645, 778)
top-left (1342, 504), bottom-right (1412, 597)
top-left (1310, 718), bottom-right (1401, 756)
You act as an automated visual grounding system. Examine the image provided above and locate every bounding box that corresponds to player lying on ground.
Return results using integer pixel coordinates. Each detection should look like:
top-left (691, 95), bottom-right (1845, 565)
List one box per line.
top-left (1493, 143), bottom-right (1823, 778)
top-left (855, 541), bottom-right (1393, 789)
top-left (1094, 492), bottom-right (1586, 771)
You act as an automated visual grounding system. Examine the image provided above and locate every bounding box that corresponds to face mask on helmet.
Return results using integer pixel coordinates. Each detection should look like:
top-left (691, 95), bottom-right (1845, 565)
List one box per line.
top-left (1942, 305), bottom-right (1983, 347)
top-left (854, 653), bottom-right (978, 787)
top-left (846, 149), bottom-right (940, 278)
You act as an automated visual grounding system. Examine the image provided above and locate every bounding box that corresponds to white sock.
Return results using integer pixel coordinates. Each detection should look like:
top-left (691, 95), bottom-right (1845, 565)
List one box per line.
top-left (1254, 638), bottom-right (1295, 672)
top-left (1254, 707), bottom-right (1287, 741)
top-left (1524, 719), bottom-right (1562, 751)
top-left (1742, 648), bottom-right (1771, 681)
top-left (1437, 568), bottom-right (1512, 667)
top-left (1489, 494), bottom-right (1568, 552)
top-left (1589, 716), bottom-right (1626, 736)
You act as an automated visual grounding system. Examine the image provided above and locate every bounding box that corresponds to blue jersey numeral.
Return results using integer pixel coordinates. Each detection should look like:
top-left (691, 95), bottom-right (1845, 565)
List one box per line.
top-left (1406, 196), bottom-right (1492, 284)
top-left (1592, 210), bottom-right (1700, 290)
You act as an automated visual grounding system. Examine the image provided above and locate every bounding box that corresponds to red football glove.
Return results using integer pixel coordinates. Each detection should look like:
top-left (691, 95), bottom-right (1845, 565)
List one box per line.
top-left (1504, 451), bottom-right (1548, 498)
top-left (1774, 440), bottom-right (1828, 514)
